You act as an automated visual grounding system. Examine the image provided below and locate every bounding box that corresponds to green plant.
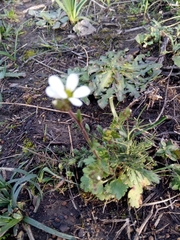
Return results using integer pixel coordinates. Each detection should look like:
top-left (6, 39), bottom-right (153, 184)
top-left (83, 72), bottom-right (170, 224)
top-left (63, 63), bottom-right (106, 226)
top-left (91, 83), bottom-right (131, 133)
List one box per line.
top-left (0, 21), bottom-right (13, 41)
top-left (136, 19), bottom-right (180, 68)
top-left (100, 0), bottom-right (111, 7)
top-left (55, 0), bottom-right (88, 24)
top-left (135, 20), bottom-right (163, 48)
top-left (78, 108), bottom-right (165, 208)
top-left (0, 9), bottom-right (18, 22)
top-left (156, 139), bottom-right (180, 161)
top-left (28, 8), bottom-right (68, 29)
top-left (0, 64), bottom-right (26, 80)
top-left (45, 73), bottom-right (166, 208)
top-left (0, 21), bottom-right (24, 61)
top-left (140, 0), bottom-right (149, 15)
top-left (0, 167), bottom-right (75, 240)
top-left (170, 164), bottom-right (180, 191)
top-left (70, 49), bottom-right (161, 109)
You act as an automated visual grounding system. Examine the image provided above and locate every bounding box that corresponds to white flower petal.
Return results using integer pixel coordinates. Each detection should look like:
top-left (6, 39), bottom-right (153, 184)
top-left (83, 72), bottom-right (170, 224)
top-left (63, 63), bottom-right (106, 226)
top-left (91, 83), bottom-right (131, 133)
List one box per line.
top-left (48, 75), bottom-right (64, 90)
top-left (46, 87), bottom-right (62, 99)
top-left (69, 97), bottom-right (83, 107)
top-left (66, 73), bottom-right (79, 92)
top-left (73, 86), bottom-right (91, 98)
top-left (48, 75), bottom-right (67, 99)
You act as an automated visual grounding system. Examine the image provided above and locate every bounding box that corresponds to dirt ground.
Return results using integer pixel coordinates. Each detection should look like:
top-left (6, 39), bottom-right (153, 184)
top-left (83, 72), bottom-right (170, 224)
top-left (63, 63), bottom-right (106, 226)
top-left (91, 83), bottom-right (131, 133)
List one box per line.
top-left (1, 0), bottom-right (180, 239)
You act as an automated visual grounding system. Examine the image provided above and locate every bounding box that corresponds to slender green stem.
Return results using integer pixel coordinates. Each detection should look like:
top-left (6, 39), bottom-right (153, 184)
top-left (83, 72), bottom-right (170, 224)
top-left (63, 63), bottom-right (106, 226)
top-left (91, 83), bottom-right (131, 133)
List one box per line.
top-left (69, 110), bottom-right (91, 144)
top-left (68, 110), bottom-right (100, 159)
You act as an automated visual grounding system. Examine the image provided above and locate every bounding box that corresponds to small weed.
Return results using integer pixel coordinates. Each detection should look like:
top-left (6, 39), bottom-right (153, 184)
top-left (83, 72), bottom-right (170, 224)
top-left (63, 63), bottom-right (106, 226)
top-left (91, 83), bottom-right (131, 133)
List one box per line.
top-left (66, 49), bottom-right (162, 108)
top-left (22, 138), bottom-right (35, 154)
top-left (156, 139), bottom-right (180, 161)
top-left (0, 9), bottom-right (19, 22)
top-left (78, 108), bottom-right (165, 208)
top-left (55, 100), bottom-right (166, 208)
top-left (0, 167), bottom-right (75, 239)
top-left (28, 8), bottom-right (68, 29)
top-left (136, 18), bottom-right (180, 68)
top-left (55, 0), bottom-right (88, 24)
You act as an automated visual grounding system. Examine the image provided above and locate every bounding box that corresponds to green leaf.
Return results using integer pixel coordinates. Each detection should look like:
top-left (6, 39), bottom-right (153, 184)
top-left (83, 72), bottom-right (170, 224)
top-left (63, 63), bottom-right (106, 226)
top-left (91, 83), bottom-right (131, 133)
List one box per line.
top-left (140, 169), bottom-right (159, 184)
top-left (83, 156), bottom-right (95, 165)
top-left (94, 70), bottom-right (113, 96)
top-left (135, 33), bottom-right (146, 44)
top-left (53, 21), bottom-right (60, 29)
top-left (156, 139), bottom-right (179, 161)
top-left (0, 66), bottom-right (6, 80)
top-left (0, 215), bottom-right (12, 226)
top-left (75, 109), bottom-right (82, 123)
top-left (80, 175), bottom-right (91, 192)
top-left (0, 193), bottom-right (10, 207)
top-left (0, 217), bottom-right (22, 237)
top-left (128, 184), bottom-right (143, 208)
top-left (97, 88), bottom-right (114, 109)
top-left (92, 181), bottom-right (104, 195)
top-left (172, 55), bottom-right (180, 67)
top-left (126, 83), bottom-right (139, 98)
top-left (36, 19), bottom-right (47, 26)
top-left (170, 164), bottom-right (180, 190)
top-left (11, 174), bottom-right (37, 207)
top-left (5, 72), bottom-right (26, 78)
top-left (118, 107), bottom-right (132, 124)
top-left (23, 216), bottom-right (76, 240)
top-left (0, 51), bottom-right (14, 60)
top-left (106, 179), bottom-right (128, 200)
top-left (76, 0), bottom-right (88, 16)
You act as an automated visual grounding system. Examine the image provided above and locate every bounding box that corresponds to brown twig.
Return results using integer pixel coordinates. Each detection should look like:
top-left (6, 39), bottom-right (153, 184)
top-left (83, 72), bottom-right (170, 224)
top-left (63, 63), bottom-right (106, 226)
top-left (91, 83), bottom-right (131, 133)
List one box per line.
top-left (142, 193), bottom-right (180, 207)
top-left (155, 68), bottom-right (173, 122)
top-left (0, 101), bottom-right (96, 119)
top-left (134, 206), bottom-right (154, 240)
top-left (68, 125), bottom-right (74, 156)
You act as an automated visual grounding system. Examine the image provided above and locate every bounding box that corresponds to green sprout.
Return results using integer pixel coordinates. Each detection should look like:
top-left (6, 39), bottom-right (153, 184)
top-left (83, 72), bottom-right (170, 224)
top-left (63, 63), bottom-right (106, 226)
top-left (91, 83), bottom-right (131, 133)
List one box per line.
top-left (55, 0), bottom-right (88, 24)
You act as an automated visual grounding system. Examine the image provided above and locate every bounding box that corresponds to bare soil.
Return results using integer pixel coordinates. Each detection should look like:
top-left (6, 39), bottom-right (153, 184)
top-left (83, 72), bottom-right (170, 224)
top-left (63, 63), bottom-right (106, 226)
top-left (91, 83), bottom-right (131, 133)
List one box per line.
top-left (1, 0), bottom-right (180, 240)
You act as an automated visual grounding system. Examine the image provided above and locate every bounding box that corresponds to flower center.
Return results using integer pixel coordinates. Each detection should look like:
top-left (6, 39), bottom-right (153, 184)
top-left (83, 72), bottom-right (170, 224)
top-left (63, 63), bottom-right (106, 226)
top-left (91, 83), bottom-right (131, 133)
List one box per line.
top-left (65, 89), bottom-right (73, 98)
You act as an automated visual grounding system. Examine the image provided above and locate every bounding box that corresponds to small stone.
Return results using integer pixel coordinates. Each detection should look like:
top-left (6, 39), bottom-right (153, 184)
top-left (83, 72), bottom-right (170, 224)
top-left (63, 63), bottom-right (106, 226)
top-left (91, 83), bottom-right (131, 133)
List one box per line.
top-left (73, 20), bottom-right (96, 36)
top-left (52, 218), bottom-right (61, 228)
top-left (61, 201), bottom-right (67, 206)
top-left (59, 223), bottom-right (70, 232)
top-left (148, 236), bottom-right (154, 240)
top-left (59, 215), bottom-right (65, 220)
top-left (54, 218), bottom-right (60, 222)
top-left (78, 229), bottom-right (84, 238)
top-left (165, 233), bottom-right (170, 238)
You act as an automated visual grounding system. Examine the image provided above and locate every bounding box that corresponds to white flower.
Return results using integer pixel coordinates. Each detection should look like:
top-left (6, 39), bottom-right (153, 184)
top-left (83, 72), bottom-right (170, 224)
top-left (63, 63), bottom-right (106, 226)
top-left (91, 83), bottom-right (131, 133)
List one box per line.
top-left (46, 73), bottom-right (91, 107)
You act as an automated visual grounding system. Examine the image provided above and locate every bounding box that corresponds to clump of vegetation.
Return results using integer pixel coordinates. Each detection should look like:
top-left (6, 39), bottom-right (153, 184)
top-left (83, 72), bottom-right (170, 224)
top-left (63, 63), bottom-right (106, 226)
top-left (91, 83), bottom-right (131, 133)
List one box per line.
top-left (55, 0), bottom-right (88, 24)
top-left (0, 168), bottom-right (76, 240)
top-left (1, 0), bottom-right (180, 238)
top-left (79, 108), bottom-right (161, 208)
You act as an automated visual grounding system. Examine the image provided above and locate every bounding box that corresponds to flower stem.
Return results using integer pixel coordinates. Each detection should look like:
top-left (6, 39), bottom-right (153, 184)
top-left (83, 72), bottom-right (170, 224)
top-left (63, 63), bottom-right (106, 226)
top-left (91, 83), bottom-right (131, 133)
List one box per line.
top-left (68, 110), bottom-right (99, 159)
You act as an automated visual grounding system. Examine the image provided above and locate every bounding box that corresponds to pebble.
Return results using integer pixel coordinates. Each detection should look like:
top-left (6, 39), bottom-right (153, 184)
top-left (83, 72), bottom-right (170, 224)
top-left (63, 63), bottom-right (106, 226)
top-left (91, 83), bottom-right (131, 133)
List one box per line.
top-left (61, 201), bottom-right (67, 206)
top-left (59, 223), bottom-right (70, 232)
top-left (52, 218), bottom-right (61, 228)
top-left (78, 229), bottom-right (84, 238)
top-left (59, 215), bottom-right (65, 220)
top-left (148, 236), bottom-right (154, 240)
